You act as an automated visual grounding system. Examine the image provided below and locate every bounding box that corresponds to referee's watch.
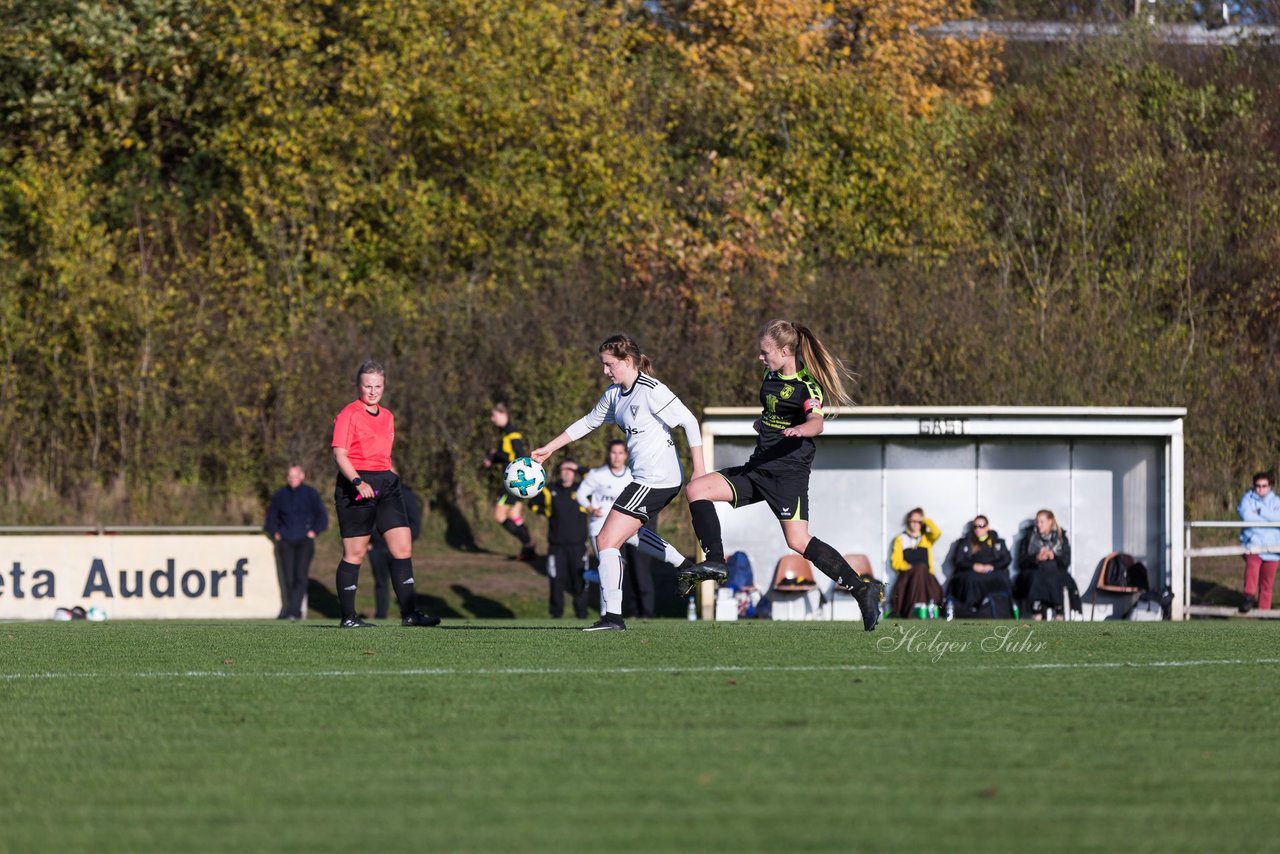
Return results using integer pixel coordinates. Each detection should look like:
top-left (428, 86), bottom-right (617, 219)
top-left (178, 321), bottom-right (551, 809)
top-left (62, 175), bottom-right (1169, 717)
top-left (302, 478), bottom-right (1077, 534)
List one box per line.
top-left (351, 477), bottom-right (363, 486)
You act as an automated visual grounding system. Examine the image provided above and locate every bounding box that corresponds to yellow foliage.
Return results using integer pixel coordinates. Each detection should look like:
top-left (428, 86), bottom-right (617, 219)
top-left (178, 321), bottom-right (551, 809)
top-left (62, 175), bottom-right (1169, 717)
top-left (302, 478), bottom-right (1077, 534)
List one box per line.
top-left (653, 0), bottom-right (1001, 114)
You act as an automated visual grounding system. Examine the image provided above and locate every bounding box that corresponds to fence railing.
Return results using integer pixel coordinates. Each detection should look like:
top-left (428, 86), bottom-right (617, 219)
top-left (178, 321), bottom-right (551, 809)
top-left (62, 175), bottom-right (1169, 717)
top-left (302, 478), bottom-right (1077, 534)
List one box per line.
top-left (1184, 520), bottom-right (1280, 618)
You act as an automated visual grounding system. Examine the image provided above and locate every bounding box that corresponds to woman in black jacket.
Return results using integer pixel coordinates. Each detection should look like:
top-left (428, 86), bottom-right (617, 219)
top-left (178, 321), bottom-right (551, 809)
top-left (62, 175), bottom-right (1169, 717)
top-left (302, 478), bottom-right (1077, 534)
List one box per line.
top-left (948, 515), bottom-right (1014, 611)
top-left (1016, 509), bottom-right (1080, 619)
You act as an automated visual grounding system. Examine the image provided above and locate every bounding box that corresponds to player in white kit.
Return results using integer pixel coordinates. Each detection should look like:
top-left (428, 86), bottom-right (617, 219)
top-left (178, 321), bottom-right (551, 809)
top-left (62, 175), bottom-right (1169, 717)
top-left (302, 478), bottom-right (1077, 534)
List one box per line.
top-left (578, 438), bottom-right (694, 613)
top-left (532, 334), bottom-right (705, 631)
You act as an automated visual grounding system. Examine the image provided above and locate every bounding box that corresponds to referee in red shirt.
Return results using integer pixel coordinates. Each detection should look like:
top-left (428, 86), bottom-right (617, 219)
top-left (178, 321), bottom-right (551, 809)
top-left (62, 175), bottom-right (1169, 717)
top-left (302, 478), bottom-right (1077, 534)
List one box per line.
top-left (331, 360), bottom-right (440, 628)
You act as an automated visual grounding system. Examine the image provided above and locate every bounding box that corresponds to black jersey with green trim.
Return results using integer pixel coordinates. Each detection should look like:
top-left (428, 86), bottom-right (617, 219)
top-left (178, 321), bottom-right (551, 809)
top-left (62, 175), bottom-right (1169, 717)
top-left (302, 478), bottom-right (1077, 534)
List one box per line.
top-left (747, 364), bottom-right (824, 475)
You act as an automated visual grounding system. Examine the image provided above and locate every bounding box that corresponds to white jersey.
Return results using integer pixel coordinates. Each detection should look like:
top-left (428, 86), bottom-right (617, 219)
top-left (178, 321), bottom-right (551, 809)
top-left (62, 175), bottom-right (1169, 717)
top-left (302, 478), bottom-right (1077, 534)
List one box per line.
top-left (577, 464), bottom-right (634, 537)
top-left (565, 373), bottom-right (702, 489)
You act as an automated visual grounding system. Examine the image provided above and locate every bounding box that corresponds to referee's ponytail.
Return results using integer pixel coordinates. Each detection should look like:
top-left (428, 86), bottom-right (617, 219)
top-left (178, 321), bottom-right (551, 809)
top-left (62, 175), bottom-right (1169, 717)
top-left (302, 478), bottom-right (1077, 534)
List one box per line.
top-left (760, 320), bottom-right (855, 411)
top-left (599, 334), bottom-right (655, 378)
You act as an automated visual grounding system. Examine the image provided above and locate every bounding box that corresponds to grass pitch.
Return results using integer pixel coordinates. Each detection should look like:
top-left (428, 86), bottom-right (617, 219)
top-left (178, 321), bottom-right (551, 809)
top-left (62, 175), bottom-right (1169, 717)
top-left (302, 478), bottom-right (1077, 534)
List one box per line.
top-left (2, 619), bottom-right (1276, 853)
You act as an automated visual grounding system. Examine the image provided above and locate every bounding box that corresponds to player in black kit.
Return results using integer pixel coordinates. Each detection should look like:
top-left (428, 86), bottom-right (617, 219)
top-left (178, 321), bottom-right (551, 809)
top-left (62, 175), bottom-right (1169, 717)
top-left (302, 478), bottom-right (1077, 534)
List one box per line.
top-left (483, 402), bottom-right (537, 561)
top-left (680, 319), bottom-right (885, 631)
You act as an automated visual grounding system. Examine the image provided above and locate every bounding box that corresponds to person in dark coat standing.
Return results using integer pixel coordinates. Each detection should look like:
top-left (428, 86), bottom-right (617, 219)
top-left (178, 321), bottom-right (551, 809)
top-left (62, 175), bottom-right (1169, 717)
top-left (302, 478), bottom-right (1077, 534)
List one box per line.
top-left (532, 459), bottom-right (592, 619)
top-left (265, 464), bottom-right (329, 620)
top-left (1017, 509), bottom-right (1080, 619)
top-left (947, 515), bottom-right (1013, 611)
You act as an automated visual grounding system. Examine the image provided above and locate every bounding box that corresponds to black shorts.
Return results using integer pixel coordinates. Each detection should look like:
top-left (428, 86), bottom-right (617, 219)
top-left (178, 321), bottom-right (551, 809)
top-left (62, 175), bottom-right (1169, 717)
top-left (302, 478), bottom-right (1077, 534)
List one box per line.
top-left (610, 482), bottom-right (681, 524)
top-left (493, 488), bottom-right (522, 507)
top-left (334, 471), bottom-right (411, 539)
top-left (719, 465), bottom-right (809, 522)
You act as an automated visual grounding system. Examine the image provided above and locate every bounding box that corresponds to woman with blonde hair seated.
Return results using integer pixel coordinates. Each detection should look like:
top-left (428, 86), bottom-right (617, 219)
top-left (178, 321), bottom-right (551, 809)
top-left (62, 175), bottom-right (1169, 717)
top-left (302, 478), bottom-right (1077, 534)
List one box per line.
top-left (1016, 509), bottom-right (1080, 619)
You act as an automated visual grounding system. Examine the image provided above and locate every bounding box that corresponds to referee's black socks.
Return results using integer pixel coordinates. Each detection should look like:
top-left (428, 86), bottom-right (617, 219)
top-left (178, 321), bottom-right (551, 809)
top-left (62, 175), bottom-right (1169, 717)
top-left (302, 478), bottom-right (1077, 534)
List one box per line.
top-left (689, 500), bottom-right (724, 564)
top-left (804, 538), bottom-right (867, 594)
top-left (389, 557), bottom-right (418, 616)
top-left (336, 560), bottom-right (360, 620)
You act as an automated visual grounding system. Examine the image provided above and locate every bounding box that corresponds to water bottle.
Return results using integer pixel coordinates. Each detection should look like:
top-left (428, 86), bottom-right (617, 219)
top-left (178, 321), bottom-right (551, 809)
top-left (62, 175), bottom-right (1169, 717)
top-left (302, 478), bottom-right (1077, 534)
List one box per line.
top-left (1013, 602), bottom-right (1020, 620)
top-left (687, 594), bottom-right (697, 621)
top-left (944, 599), bottom-right (955, 622)
top-left (927, 600), bottom-right (939, 620)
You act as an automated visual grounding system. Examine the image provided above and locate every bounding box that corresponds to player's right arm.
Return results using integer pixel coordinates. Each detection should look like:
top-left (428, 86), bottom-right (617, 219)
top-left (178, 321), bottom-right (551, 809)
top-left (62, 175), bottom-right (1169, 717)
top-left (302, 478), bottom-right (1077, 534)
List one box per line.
top-left (332, 407), bottom-right (376, 500)
top-left (533, 388), bottom-right (617, 465)
top-left (890, 535), bottom-right (910, 571)
top-left (334, 447), bottom-right (375, 500)
top-left (531, 432), bottom-right (572, 466)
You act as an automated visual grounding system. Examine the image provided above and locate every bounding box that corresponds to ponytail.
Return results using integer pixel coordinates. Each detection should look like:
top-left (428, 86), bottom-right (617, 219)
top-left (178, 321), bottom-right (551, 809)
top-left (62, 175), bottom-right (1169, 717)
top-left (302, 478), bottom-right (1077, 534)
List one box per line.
top-left (760, 319), bottom-right (855, 411)
top-left (599, 334), bottom-right (655, 378)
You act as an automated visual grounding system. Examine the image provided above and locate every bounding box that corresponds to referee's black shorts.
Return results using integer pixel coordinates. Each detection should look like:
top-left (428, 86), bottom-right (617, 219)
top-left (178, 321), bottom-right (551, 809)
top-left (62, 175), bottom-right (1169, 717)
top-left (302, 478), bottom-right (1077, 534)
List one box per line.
top-left (334, 470), bottom-right (411, 538)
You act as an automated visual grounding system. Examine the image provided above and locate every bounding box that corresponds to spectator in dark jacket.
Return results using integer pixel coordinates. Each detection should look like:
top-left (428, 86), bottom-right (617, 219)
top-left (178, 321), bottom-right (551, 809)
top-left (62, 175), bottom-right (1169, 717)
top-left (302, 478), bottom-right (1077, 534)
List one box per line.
top-left (532, 459), bottom-right (591, 619)
top-left (265, 465), bottom-right (329, 620)
top-left (948, 515), bottom-right (1013, 611)
top-left (1017, 509), bottom-right (1080, 619)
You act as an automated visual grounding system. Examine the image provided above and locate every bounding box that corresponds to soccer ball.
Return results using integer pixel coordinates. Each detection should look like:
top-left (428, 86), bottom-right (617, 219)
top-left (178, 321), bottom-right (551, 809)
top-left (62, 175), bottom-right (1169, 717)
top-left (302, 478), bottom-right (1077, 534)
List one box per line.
top-left (503, 456), bottom-right (546, 499)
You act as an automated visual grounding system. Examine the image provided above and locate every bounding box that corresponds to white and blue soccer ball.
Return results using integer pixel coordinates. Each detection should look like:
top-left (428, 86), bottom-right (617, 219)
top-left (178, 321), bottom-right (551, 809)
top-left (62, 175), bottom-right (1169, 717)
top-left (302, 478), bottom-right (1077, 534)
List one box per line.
top-left (503, 457), bottom-right (546, 499)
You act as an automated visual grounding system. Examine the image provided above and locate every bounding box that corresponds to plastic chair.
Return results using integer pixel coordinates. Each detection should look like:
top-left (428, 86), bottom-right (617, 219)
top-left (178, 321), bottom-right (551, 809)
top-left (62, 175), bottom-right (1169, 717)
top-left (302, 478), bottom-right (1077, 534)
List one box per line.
top-left (843, 553), bottom-right (874, 580)
top-left (772, 554), bottom-right (817, 592)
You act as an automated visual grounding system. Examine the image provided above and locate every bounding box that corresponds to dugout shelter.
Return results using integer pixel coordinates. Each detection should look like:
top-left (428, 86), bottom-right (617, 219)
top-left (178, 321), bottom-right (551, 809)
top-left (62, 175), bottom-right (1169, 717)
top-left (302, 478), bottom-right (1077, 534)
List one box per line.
top-left (700, 406), bottom-right (1187, 620)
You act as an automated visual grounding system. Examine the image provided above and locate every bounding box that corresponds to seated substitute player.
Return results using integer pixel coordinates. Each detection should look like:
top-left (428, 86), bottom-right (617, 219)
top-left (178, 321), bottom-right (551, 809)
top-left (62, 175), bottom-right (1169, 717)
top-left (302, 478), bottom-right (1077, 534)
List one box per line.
top-left (482, 402), bottom-right (537, 561)
top-left (330, 360), bottom-right (440, 629)
top-left (679, 319), bottom-right (885, 631)
top-left (531, 334), bottom-right (705, 632)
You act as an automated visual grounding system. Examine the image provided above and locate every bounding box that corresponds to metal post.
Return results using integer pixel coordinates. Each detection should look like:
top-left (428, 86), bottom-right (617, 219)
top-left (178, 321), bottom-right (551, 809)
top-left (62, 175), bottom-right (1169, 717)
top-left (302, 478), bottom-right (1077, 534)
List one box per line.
top-left (1183, 523), bottom-right (1192, 622)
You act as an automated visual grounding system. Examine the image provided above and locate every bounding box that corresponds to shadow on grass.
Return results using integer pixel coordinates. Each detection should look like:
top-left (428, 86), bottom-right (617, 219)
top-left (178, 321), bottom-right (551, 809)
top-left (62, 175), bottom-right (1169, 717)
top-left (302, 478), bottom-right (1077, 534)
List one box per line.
top-left (306, 579), bottom-right (342, 619)
top-left (435, 491), bottom-right (487, 553)
top-left (410, 592), bottom-right (466, 620)
top-left (438, 624), bottom-right (584, 631)
top-left (1192, 577), bottom-right (1245, 608)
top-left (450, 583), bottom-right (515, 618)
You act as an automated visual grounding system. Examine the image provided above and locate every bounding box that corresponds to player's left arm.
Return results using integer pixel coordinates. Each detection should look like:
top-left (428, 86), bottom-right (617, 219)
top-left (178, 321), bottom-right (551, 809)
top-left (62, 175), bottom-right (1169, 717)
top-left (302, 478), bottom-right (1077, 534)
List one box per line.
top-left (653, 393), bottom-right (706, 480)
top-left (782, 410), bottom-right (824, 438)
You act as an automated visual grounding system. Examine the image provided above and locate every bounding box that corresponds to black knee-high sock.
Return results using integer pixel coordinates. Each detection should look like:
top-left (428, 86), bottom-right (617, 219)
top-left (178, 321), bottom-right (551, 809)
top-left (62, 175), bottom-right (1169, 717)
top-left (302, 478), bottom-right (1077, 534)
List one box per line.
top-left (502, 518), bottom-right (532, 546)
top-left (336, 560), bottom-right (360, 620)
top-left (389, 557), bottom-right (418, 617)
top-left (804, 538), bottom-right (866, 593)
top-left (689, 500), bottom-right (724, 564)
